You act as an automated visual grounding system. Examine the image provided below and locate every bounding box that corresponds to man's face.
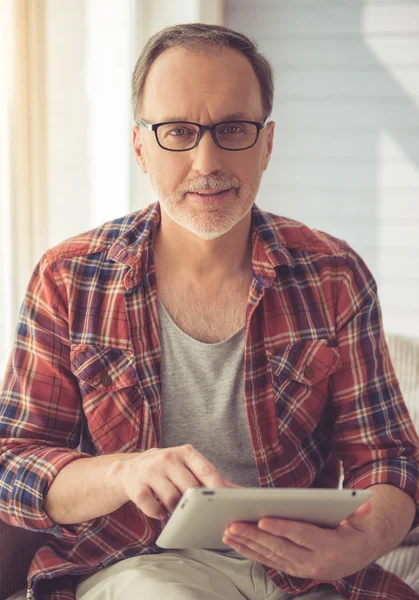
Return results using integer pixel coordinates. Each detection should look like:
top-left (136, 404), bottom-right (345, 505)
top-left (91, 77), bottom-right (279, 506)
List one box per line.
top-left (132, 46), bottom-right (275, 240)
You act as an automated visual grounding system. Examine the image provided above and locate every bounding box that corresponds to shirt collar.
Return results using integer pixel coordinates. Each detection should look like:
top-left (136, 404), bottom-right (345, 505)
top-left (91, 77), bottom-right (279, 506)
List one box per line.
top-left (108, 201), bottom-right (295, 291)
top-left (250, 204), bottom-right (295, 287)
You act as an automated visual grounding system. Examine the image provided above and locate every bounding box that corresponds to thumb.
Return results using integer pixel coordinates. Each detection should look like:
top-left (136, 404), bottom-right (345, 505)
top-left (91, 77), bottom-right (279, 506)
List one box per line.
top-left (223, 478), bottom-right (244, 489)
top-left (341, 500), bottom-right (372, 531)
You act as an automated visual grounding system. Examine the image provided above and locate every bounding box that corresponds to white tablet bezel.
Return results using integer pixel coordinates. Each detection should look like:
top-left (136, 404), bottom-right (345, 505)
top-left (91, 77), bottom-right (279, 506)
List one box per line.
top-left (156, 487), bottom-right (372, 550)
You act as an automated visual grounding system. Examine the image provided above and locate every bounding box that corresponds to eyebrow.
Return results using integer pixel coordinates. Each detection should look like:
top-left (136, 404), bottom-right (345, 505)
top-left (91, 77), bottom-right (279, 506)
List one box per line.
top-left (157, 112), bottom-right (255, 123)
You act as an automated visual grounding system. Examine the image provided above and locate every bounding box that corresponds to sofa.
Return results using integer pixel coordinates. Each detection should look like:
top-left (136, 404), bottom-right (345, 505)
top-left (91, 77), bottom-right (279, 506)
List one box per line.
top-left (1, 333), bottom-right (418, 599)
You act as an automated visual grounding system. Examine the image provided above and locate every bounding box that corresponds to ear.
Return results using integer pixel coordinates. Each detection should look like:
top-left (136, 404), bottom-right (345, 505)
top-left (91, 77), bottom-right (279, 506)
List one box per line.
top-left (261, 120), bottom-right (275, 171)
top-left (132, 126), bottom-right (147, 174)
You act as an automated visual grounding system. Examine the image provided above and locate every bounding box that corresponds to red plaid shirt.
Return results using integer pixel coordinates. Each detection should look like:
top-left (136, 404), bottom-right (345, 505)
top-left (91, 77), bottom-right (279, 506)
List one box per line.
top-left (1, 202), bottom-right (419, 600)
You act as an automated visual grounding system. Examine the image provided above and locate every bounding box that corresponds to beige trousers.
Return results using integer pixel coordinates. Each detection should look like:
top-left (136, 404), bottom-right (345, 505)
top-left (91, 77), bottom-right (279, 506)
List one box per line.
top-left (75, 549), bottom-right (346, 600)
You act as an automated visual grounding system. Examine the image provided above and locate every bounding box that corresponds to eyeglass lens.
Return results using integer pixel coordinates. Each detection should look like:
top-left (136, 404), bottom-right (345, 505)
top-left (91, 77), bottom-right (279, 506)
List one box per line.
top-left (156, 122), bottom-right (258, 150)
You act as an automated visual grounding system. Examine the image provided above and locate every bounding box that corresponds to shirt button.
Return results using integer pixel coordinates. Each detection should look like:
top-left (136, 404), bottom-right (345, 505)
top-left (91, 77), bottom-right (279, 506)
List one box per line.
top-left (100, 374), bottom-right (112, 387)
top-left (304, 366), bottom-right (315, 379)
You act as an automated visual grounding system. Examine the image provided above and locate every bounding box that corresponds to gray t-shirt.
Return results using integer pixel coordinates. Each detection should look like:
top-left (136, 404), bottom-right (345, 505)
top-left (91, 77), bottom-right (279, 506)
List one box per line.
top-left (158, 299), bottom-right (260, 557)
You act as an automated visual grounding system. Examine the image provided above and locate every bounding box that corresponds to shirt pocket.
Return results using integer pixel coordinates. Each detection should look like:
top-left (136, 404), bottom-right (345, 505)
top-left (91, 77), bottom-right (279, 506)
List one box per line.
top-left (267, 339), bottom-right (342, 435)
top-left (70, 345), bottom-right (142, 454)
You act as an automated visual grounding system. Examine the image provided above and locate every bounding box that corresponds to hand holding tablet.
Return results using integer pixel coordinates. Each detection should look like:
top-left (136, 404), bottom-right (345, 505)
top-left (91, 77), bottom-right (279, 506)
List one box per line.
top-left (156, 487), bottom-right (372, 549)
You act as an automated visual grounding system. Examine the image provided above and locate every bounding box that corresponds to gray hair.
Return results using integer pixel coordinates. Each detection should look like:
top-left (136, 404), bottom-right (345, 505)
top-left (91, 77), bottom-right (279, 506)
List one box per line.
top-left (131, 23), bottom-right (274, 121)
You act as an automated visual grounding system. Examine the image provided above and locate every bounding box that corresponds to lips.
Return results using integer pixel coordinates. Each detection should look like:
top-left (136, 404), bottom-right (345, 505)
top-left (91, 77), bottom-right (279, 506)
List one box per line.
top-left (195, 189), bottom-right (229, 195)
top-left (188, 188), bottom-right (232, 202)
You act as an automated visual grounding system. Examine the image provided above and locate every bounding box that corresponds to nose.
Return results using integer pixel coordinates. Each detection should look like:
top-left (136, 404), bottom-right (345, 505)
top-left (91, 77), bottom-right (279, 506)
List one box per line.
top-left (190, 129), bottom-right (223, 175)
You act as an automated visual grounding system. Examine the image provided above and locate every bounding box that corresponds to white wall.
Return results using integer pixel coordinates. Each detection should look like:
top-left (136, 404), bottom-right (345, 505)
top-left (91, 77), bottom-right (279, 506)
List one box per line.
top-left (225, 0), bottom-right (419, 337)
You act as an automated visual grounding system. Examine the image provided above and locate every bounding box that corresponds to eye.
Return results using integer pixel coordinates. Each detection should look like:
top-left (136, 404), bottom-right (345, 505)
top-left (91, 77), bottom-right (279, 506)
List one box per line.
top-left (169, 127), bottom-right (195, 137)
top-left (170, 127), bottom-right (185, 136)
top-left (225, 125), bottom-right (243, 134)
top-left (216, 122), bottom-right (251, 137)
top-left (217, 124), bottom-right (243, 135)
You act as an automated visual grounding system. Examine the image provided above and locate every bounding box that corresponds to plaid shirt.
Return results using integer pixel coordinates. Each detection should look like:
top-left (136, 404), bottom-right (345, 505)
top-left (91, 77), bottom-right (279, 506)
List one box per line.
top-left (1, 202), bottom-right (419, 600)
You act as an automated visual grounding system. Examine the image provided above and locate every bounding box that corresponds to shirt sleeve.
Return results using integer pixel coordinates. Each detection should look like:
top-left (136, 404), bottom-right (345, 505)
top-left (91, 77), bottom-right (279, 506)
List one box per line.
top-left (331, 247), bottom-right (419, 530)
top-left (0, 255), bottom-right (92, 534)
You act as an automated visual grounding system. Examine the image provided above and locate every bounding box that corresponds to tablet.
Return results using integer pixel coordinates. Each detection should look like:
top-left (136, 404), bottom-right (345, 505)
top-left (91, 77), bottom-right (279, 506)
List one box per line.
top-left (156, 487), bottom-right (372, 550)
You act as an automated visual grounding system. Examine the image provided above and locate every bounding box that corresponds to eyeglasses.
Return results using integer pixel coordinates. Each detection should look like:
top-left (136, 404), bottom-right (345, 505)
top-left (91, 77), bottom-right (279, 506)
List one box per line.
top-left (136, 117), bottom-right (269, 152)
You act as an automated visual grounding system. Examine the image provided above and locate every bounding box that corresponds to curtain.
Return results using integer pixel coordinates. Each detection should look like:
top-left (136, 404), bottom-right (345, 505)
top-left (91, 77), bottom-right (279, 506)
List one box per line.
top-left (0, 0), bottom-right (47, 374)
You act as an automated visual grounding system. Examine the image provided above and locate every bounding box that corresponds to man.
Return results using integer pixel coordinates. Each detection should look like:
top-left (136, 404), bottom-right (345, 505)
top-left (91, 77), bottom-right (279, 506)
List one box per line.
top-left (1, 22), bottom-right (418, 600)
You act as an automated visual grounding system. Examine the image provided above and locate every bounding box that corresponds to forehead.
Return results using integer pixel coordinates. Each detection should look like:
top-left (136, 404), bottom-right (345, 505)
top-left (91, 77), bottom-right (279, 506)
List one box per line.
top-left (141, 46), bottom-right (263, 122)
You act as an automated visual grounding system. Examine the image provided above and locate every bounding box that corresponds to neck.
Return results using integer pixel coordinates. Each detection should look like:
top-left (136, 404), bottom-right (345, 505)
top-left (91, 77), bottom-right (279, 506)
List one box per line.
top-left (153, 209), bottom-right (253, 284)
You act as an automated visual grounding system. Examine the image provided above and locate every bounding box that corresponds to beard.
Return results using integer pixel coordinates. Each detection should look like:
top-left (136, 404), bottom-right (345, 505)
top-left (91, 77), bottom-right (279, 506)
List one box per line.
top-left (148, 170), bottom-right (263, 240)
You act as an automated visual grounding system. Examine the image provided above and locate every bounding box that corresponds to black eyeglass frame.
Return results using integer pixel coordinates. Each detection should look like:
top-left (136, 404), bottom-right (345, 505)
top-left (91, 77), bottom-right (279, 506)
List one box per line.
top-left (136, 117), bottom-right (270, 152)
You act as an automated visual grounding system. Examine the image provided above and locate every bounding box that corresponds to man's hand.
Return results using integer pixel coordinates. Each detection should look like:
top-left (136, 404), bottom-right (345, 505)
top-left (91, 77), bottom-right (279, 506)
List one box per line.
top-left (222, 500), bottom-right (376, 580)
top-left (119, 444), bottom-right (240, 519)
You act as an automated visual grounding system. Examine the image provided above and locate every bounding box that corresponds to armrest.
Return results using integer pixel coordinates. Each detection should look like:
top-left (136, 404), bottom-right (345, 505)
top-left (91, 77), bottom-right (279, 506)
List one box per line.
top-left (385, 333), bottom-right (419, 547)
top-left (0, 520), bottom-right (52, 599)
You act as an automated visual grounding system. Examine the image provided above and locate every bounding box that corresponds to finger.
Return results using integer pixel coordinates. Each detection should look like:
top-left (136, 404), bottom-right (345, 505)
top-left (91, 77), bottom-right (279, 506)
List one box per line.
top-left (223, 479), bottom-right (244, 488)
top-left (133, 483), bottom-right (169, 519)
top-left (169, 460), bottom-right (241, 499)
top-left (225, 525), bottom-right (312, 564)
top-left (351, 500), bottom-right (372, 518)
top-left (222, 533), bottom-right (298, 574)
top-left (152, 479), bottom-right (184, 514)
top-left (170, 469), bottom-right (204, 495)
top-left (182, 445), bottom-right (227, 488)
top-left (257, 518), bottom-right (320, 550)
top-left (341, 500), bottom-right (372, 532)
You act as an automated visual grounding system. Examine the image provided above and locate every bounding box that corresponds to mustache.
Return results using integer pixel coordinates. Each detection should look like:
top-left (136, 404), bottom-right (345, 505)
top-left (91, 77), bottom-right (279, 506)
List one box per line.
top-left (180, 177), bottom-right (240, 194)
